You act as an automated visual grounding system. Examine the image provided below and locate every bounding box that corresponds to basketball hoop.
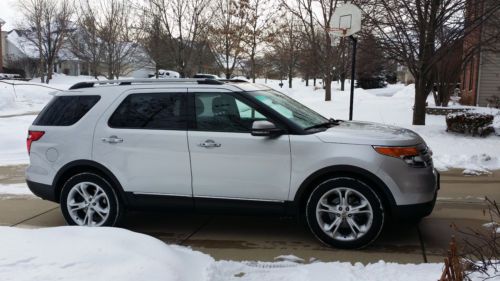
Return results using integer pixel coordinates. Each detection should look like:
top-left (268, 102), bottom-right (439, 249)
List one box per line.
top-left (328, 2), bottom-right (362, 42)
top-left (327, 1), bottom-right (363, 122)
top-left (327, 27), bottom-right (348, 38)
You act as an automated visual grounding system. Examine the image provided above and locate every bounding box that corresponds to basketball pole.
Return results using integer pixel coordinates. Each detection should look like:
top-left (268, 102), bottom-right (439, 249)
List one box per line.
top-left (349, 35), bottom-right (357, 121)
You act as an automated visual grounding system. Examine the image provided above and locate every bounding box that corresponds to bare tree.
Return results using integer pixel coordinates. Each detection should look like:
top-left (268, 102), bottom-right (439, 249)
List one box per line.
top-left (269, 13), bottom-right (303, 88)
top-left (18, 0), bottom-right (73, 83)
top-left (363, 0), bottom-right (500, 125)
top-left (79, 0), bottom-right (139, 80)
top-left (146, 0), bottom-right (211, 77)
top-left (282, 0), bottom-right (340, 100)
top-left (244, 0), bottom-right (276, 82)
top-left (139, 15), bottom-right (165, 78)
top-left (69, 3), bottom-right (105, 79)
top-left (209, 0), bottom-right (250, 79)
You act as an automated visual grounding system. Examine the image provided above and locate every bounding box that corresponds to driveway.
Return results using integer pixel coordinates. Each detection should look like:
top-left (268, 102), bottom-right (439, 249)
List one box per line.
top-left (1, 168), bottom-right (498, 263)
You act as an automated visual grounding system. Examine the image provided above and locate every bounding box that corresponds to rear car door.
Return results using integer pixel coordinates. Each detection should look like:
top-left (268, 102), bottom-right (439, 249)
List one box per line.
top-left (93, 89), bottom-right (192, 197)
top-left (187, 89), bottom-right (291, 201)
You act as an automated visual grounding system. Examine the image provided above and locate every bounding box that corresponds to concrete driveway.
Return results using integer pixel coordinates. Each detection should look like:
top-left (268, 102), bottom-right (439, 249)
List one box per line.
top-left (1, 168), bottom-right (498, 264)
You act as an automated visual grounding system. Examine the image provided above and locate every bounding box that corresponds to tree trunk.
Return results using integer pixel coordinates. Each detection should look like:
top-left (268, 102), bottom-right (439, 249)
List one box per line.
top-left (340, 75), bottom-right (346, 91)
top-left (288, 68), bottom-right (293, 88)
top-left (108, 64), bottom-right (113, 80)
top-left (39, 59), bottom-right (45, 83)
top-left (305, 74), bottom-right (309, 86)
top-left (313, 77), bottom-right (316, 86)
top-left (324, 75), bottom-right (332, 101)
top-left (251, 54), bottom-right (256, 83)
top-left (46, 62), bottom-right (53, 84)
top-left (413, 77), bottom-right (427, 125)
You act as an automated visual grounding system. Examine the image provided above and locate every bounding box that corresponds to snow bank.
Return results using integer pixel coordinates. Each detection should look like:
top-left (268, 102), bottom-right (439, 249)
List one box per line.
top-left (0, 115), bottom-right (36, 165)
top-left (0, 226), bottom-right (447, 281)
top-left (211, 260), bottom-right (443, 281)
top-left (0, 183), bottom-right (33, 197)
top-left (0, 227), bottom-right (214, 281)
top-left (0, 80), bottom-right (58, 116)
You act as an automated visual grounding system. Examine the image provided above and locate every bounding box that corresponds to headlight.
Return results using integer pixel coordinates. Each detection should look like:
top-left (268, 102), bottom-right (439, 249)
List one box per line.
top-left (373, 146), bottom-right (428, 168)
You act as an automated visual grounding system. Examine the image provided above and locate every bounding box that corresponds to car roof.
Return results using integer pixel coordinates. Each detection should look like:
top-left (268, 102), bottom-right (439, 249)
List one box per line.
top-left (59, 79), bottom-right (272, 97)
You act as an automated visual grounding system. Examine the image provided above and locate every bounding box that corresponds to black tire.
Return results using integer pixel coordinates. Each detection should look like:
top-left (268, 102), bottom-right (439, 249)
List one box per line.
top-left (60, 172), bottom-right (123, 227)
top-left (305, 177), bottom-right (385, 249)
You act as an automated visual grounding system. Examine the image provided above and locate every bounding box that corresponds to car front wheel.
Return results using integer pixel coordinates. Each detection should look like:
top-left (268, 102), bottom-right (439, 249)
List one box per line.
top-left (306, 177), bottom-right (385, 249)
top-left (60, 172), bottom-right (122, 227)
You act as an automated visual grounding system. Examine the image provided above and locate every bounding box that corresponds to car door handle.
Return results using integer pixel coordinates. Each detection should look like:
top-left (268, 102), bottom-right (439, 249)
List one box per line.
top-left (198, 139), bottom-right (221, 148)
top-left (101, 136), bottom-right (124, 144)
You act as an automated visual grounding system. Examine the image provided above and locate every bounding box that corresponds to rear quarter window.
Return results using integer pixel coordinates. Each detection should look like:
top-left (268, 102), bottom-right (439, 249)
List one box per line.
top-left (33, 95), bottom-right (101, 126)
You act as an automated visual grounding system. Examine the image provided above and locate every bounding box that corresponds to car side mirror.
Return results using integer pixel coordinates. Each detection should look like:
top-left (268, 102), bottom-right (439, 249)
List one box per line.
top-left (251, 121), bottom-right (284, 137)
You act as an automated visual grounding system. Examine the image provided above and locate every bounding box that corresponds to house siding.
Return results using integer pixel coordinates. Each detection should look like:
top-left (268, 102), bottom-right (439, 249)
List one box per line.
top-left (477, 46), bottom-right (500, 106)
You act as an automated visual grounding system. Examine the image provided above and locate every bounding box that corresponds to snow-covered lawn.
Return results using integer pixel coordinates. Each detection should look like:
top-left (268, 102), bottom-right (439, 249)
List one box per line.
top-left (0, 226), bottom-right (447, 281)
top-left (0, 75), bottom-right (499, 173)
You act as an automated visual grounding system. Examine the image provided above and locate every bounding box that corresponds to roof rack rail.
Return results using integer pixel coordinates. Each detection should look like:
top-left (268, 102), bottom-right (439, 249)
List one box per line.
top-left (68, 78), bottom-right (226, 90)
top-left (218, 79), bottom-right (249, 83)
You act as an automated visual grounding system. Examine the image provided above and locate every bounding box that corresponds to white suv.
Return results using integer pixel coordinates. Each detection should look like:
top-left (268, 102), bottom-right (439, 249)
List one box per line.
top-left (26, 79), bottom-right (439, 249)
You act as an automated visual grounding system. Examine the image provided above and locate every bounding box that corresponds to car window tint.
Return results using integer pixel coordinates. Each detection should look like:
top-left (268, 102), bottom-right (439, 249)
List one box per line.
top-left (194, 92), bottom-right (267, 133)
top-left (108, 93), bottom-right (187, 130)
top-left (33, 95), bottom-right (100, 126)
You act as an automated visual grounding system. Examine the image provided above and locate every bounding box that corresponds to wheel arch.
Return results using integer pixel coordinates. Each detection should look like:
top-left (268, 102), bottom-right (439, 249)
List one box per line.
top-left (293, 165), bottom-right (397, 216)
top-left (52, 160), bottom-right (127, 204)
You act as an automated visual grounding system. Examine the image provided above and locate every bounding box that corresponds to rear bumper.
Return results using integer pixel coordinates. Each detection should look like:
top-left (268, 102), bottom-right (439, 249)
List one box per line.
top-left (26, 180), bottom-right (57, 202)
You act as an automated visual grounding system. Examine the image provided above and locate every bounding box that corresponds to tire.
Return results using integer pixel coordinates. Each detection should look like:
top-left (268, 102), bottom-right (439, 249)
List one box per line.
top-left (305, 177), bottom-right (385, 249)
top-left (60, 172), bottom-right (123, 227)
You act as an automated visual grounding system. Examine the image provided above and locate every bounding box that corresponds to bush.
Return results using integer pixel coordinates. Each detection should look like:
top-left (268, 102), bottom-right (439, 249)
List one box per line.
top-left (357, 75), bottom-right (387, 89)
top-left (446, 112), bottom-right (495, 137)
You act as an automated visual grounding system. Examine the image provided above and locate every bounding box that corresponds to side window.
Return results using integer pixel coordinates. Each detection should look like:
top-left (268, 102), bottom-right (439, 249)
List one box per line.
top-left (108, 93), bottom-right (187, 130)
top-left (34, 95), bottom-right (100, 126)
top-left (194, 92), bottom-right (267, 132)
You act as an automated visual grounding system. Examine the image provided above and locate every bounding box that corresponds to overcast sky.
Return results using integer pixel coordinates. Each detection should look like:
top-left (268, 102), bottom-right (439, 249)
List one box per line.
top-left (0, 0), bottom-right (21, 30)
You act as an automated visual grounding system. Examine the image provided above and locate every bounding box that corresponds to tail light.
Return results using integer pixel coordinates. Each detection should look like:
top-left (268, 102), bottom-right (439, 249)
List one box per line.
top-left (27, 130), bottom-right (45, 154)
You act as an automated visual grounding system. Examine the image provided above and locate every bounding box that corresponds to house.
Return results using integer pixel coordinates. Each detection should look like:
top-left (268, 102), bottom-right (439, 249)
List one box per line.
top-left (2, 29), bottom-right (82, 78)
top-left (396, 64), bottom-right (414, 85)
top-left (461, 0), bottom-right (500, 106)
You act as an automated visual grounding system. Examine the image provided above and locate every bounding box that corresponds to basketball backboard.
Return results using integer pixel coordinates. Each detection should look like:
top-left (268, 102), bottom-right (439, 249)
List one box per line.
top-left (329, 2), bottom-right (362, 38)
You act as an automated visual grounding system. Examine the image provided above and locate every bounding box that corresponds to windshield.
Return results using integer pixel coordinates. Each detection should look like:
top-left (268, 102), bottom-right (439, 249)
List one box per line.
top-left (247, 89), bottom-right (330, 130)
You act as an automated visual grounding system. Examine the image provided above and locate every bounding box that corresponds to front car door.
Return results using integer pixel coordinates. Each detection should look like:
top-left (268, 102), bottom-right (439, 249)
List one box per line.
top-left (93, 88), bottom-right (192, 198)
top-left (187, 89), bottom-right (291, 202)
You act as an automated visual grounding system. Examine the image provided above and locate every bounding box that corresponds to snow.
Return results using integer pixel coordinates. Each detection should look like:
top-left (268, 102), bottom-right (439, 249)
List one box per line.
top-left (0, 227), bottom-right (214, 281)
top-left (0, 115), bottom-right (37, 165)
top-left (0, 183), bottom-right (34, 199)
top-left (483, 222), bottom-right (500, 234)
top-left (0, 226), bottom-right (448, 281)
top-left (274, 254), bottom-right (305, 263)
top-left (0, 76), bottom-right (499, 173)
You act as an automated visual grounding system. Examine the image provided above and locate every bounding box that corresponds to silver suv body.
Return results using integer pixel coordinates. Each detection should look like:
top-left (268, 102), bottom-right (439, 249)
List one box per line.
top-left (26, 79), bottom-right (439, 248)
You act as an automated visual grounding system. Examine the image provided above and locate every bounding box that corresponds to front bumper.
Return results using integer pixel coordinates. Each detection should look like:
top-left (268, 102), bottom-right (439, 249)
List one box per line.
top-left (26, 180), bottom-right (57, 202)
top-left (391, 169), bottom-right (440, 220)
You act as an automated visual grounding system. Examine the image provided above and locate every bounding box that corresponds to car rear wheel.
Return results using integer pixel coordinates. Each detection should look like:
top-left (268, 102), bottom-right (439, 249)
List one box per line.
top-left (306, 177), bottom-right (385, 249)
top-left (60, 172), bottom-right (122, 227)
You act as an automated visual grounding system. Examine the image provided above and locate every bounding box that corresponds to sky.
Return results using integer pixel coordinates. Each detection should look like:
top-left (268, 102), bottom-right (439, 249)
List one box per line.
top-left (0, 0), bottom-right (20, 30)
